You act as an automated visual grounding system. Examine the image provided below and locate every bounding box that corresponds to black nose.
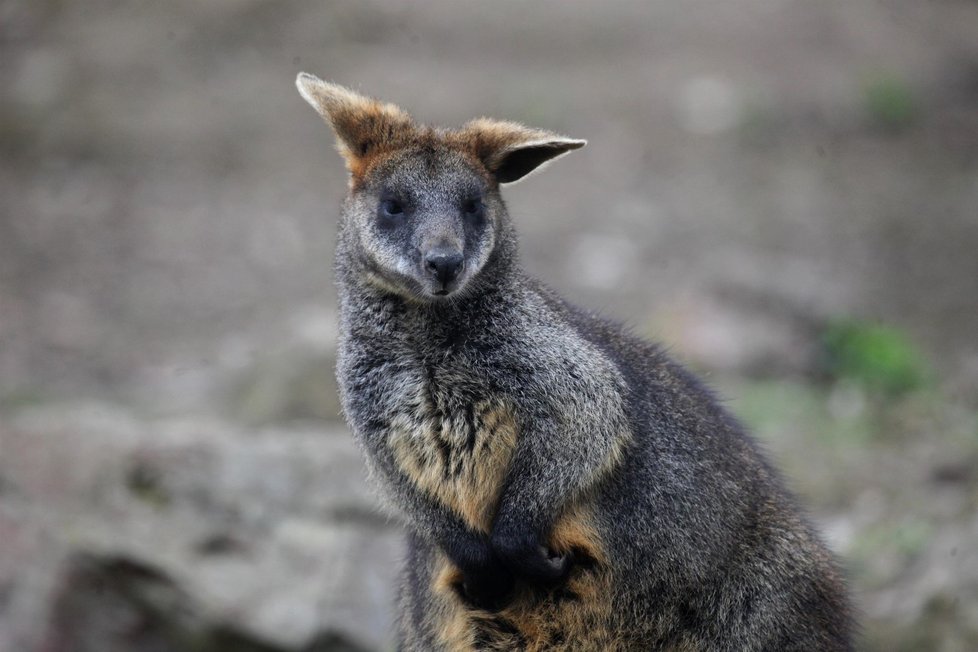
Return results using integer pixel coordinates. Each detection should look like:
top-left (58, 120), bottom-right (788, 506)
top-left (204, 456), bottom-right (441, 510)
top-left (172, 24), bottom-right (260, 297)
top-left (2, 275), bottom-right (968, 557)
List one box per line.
top-left (424, 250), bottom-right (464, 285)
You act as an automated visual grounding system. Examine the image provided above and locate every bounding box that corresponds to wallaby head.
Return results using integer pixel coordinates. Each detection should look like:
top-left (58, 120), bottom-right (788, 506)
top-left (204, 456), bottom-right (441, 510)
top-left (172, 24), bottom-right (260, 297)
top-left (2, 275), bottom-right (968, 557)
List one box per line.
top-left (296, 73), bottom-right (585, 302)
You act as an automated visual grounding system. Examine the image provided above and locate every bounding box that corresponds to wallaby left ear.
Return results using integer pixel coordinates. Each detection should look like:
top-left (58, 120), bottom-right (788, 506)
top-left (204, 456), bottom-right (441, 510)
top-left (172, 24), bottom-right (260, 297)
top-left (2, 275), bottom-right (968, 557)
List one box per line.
top-left (295, 73), bottom-right (416, 179)
top-left (455, 118), bottom-right (586, 185)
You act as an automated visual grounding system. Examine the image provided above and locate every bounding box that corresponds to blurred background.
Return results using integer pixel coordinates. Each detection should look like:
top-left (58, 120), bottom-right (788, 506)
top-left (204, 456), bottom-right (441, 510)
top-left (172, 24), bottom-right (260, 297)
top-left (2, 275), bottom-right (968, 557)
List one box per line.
top-left (1, 1), bottom-right (977, 650)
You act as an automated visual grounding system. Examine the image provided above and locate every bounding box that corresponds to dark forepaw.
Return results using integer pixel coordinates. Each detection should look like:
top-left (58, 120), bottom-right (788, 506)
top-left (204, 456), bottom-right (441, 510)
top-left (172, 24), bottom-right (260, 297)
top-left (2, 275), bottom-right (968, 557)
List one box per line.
top-left (446, 531), bottom-right (516, 611)
top-left (492, 528), bottom-right (573, 586)
top-left (457, 565), bottom-right (516, 612)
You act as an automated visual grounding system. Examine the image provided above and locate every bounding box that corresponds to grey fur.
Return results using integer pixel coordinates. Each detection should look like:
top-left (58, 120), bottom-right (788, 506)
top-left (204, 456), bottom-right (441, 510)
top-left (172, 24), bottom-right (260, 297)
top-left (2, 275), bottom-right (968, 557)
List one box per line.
top-left (298, 75), bottom-right (853, 651)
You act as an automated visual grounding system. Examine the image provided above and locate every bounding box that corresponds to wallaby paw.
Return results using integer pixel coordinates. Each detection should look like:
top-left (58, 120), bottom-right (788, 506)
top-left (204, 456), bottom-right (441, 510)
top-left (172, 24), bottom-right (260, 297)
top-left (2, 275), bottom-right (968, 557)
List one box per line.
top-left (491, 528), bottom-right (574, 586)
top-left (456, 567), bottom-right (515, 612)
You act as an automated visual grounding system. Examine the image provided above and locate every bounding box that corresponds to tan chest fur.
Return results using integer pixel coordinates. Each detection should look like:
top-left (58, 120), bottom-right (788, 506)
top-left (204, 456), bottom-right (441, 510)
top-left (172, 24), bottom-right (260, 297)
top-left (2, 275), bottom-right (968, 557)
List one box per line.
top-left (388, 398), bottom-right (519, 534)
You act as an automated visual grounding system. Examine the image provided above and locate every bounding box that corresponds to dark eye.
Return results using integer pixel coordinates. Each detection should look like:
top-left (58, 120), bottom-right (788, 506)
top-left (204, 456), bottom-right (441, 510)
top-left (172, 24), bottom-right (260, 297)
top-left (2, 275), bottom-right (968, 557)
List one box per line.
top-left (462, 198), bottom-right (483, 217)
top-left (380, 199), bottom-right (404, 216)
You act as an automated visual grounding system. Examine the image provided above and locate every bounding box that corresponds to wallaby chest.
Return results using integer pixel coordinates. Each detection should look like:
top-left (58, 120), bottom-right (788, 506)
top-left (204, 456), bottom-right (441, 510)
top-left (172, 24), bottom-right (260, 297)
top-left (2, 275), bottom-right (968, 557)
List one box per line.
top-left (372, 355), bottom-right (519, 534)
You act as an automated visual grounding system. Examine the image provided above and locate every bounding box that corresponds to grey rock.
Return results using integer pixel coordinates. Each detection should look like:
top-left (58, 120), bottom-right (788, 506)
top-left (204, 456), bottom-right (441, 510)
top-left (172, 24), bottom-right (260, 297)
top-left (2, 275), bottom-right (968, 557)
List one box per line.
top-left (0, 404), bottom-right (400, 652)
top-left (42, 552), bottom-right (373, 652)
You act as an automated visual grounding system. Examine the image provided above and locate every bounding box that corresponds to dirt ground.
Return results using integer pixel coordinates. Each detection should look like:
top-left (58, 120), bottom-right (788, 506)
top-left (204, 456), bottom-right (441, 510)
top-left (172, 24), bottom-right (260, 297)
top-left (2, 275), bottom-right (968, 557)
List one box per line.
top-left (1, 1), bottom-right (977, 650)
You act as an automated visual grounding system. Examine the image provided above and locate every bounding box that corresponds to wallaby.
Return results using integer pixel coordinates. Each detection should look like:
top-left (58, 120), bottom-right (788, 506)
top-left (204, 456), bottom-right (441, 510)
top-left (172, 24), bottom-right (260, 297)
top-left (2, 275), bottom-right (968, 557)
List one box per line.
top-left (296, 73), bottom-right (853, 651)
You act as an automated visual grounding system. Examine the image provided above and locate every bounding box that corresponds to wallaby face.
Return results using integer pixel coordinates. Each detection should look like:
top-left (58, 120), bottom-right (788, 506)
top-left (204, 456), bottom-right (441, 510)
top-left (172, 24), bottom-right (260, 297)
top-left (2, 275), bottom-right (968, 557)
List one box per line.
top-left (296, 73), bottom-right (584, 301)
top-left (340, 145), bottom-right (498, 299)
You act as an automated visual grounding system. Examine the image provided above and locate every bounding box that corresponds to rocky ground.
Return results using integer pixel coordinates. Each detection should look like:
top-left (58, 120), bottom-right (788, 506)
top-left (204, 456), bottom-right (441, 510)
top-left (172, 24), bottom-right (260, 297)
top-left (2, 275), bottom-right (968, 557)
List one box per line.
top-left (2, 1), bottom-right (977, 650)
top-left (1, 404), bottom-right (398, 651)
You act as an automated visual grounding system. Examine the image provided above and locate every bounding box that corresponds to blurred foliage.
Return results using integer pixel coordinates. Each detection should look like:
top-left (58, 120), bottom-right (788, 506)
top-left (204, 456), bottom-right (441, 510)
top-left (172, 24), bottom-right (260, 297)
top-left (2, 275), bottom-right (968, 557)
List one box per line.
top-left (863, 74), bottom-right (917, 131)
top-left (732, 380), bottom-right (875, 452)
top-left (821, 320), bottom-right (929, 396)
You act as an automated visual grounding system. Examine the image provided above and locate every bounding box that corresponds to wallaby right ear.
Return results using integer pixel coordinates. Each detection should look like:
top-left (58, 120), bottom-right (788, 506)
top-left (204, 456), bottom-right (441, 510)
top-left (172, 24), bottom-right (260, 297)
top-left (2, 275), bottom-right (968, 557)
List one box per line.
top-left (454, 118), bottom-right (586, 185)
top-left (295, 73), bottom-right (416, 179)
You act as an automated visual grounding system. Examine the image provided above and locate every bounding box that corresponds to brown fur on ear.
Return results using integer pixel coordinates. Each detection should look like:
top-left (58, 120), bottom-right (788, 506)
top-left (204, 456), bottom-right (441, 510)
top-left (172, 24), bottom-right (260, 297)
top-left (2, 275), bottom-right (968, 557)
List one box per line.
top-left (450, 118), bottom-right (586, 184)
top-left (296, 73), bottom-right (417, 182)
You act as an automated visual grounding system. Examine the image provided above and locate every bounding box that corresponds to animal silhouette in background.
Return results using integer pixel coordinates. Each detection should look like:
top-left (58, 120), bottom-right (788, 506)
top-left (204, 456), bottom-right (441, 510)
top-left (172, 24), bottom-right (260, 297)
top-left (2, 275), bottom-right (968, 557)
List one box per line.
top-left (296, 73), bottom-right (853, 651)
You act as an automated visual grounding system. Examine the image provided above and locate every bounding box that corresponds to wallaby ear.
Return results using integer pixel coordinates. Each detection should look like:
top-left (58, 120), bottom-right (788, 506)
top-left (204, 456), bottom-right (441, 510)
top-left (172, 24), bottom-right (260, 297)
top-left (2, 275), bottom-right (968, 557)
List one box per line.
top-left (456, 118), bottom-right (586, 185)
top-left (295, 73), bottom-right (416, 178)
